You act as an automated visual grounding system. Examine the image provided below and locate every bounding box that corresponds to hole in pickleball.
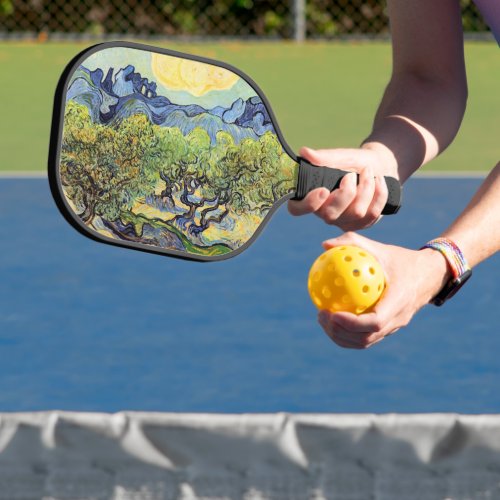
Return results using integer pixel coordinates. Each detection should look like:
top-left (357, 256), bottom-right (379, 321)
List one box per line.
top-left (362, 285), bottom-right (369, 293)
top-left (356, 306), bottom-right (366, 314)
top-left (322, 286), bottom-right (332, 299)
top-left (313, 294), bottom-right (322, 307)
top-left (359, 252), bottom-right (366, 257)
top-left (342, 295), bottom-right (351, 304)
top-left (333, 303), bottom-right (341, 311)
top-left (327, 264), bottom-right (335, 272)
top-left (344, 256), bottom-right (352, 262)
top-left (313, 271), bottom-right (321, 282)
top-left (369, 267), bottom-right (375, 275)
top-left (352, 269), bottom-right (360, 277)
top-left (378, 284), bottom-right (382, 291)
top-left (334, 277), bottom-right (344, 286)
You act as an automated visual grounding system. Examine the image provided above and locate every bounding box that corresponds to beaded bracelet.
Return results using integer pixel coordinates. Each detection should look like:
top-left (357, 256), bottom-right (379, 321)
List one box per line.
top-left (420, 238), bottom-right (472, 306)
top-left (421, 238), bottom-right (470, 278)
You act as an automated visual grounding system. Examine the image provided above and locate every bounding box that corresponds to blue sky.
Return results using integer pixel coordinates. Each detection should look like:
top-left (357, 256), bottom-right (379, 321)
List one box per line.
top-left (83, 46), bottom-right (256, 109)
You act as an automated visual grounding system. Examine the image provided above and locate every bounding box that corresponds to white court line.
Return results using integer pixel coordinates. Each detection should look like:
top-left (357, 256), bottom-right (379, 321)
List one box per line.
top-left (0, 170), bottom-right (489, 179)
top-left (414, 170), bottom-right (487, 178)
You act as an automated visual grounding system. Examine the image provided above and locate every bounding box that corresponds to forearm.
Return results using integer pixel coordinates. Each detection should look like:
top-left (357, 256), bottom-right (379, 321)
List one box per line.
top-left (362, 73), bottom-right (467, 182)
top-left (360, 0), bottom-right (467, 183)
top-left (441, 162), bottom-right (500, 267)
top-left (418, 162), bottom-right (500, 303)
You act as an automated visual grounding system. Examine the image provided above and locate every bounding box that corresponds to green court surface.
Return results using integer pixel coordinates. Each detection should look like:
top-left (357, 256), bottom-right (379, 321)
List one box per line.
top-left (1, 41), bottom-right (497, 173)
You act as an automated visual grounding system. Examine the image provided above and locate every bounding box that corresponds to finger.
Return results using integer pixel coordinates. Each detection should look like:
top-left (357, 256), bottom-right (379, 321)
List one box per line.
top-left (332, 337), bottom-right (365, 349)
top-left (362, 174), bottom-right (389, 224)
top-left (364, 336), bottom-right (386, 348)
top-left (329, 327), bottom-right (381, 349)
top-left (360, 328), bottom-right (398, 348)
top-left (385, 328), bottom-right (400, 337)
top-left (340, 213), bottom-right (383, 232)
top-left (322, 170), bottom-right (391, 231)
top-left (368, 289), bottom-right (411, 335)
top-left (319, 311), bottom-right (372, 348)
top-left (371, 174), bottom-right (389, 215)
top-left (330, 168), bottom-right (387, 232)
top-left (332, 292), bottom-right (401, 339)
top-left (330, 311), bottom-right (385, 335)
top-left (322, 326), bottom-right (365, 349)
top-left (315, 172), bottom-right (357, 224)
top-left (342, 164), bottom-right (376, 221)
top-left (322, 231), bottom-right (370, 251)
top-left (288, 188), bottom-right (330, 216)
top-left (330, 318), bottom-right (390, 349)
top-left (331, 324), bottom-right (371, 347)
top-left (319, 310), bottom-right (392, 349)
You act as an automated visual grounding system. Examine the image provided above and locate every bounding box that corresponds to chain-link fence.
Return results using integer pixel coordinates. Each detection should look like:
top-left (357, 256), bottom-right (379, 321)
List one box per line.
top-left (0, 0), bottom-right (491, 40)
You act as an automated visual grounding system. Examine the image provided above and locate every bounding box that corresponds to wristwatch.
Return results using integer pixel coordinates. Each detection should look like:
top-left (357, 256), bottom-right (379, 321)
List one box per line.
top-left (421, 238), bottom-right (472, 306)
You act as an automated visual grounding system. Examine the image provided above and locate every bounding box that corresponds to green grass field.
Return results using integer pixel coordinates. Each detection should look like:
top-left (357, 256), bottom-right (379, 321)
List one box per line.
top-left (0, 41), bottom-right (497, 172)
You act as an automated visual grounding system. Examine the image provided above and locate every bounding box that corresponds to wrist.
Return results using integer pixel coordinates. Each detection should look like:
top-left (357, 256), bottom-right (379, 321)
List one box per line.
top-left (417, 248), bottom-right (453, 303)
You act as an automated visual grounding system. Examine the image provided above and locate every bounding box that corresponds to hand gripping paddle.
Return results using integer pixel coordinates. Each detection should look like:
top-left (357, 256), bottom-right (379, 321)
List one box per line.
top-left (48, 41), bottom-right (401, 262)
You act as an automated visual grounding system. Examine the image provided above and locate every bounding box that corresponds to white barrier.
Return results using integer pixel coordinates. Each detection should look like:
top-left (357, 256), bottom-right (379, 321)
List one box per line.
top-left (1, 412), bottom-right (500, 499)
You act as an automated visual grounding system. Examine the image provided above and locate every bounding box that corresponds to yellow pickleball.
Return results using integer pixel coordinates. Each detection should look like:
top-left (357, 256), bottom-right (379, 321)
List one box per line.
top-left (308, 245), bottom-right (385, 314)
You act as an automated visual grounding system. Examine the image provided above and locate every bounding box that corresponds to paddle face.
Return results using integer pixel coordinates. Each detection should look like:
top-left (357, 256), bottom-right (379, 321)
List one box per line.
top-left (49, 42), bottom-right (298, 261)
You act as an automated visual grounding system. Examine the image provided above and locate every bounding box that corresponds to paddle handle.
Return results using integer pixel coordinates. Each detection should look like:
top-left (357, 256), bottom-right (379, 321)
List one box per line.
top-left (293, 157), bottom-right (402, 215)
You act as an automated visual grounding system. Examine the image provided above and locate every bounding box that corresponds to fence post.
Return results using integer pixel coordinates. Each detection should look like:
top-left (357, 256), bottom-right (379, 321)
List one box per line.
top-left (293, 0), bottom-right (306, 42)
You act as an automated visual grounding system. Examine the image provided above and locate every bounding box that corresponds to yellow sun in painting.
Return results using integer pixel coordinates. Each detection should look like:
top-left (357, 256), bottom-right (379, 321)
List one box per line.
top-left (151, 53), bottom-right (239, 97)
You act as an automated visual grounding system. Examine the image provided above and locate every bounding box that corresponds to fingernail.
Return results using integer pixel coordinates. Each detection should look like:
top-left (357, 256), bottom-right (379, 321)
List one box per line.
top-left (319, 189), bottom-right (329, 201)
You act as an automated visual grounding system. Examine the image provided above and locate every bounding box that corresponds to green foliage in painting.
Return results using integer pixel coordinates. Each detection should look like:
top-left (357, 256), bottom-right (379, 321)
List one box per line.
top-left (61, 101), bottom-right (160, 223)
top-left (60, 101), bottom-right (296, 253)
top-left (154, 127), bottom-right (296, 238)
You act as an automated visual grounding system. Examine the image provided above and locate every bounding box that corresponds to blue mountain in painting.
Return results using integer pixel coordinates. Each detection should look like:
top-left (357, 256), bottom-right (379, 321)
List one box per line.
top-left (66, 65), bottom-right (275, 144)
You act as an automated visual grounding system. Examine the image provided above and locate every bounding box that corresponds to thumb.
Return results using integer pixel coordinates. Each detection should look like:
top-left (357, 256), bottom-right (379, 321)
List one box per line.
top-left (299, 147), bottom-right (365, 170)
top-left (322, 231), bottom-right (369, 250)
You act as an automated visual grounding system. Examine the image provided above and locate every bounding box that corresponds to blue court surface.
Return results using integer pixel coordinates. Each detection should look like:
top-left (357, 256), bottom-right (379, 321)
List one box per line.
top-left (0, 176), bottom-right (498, 413)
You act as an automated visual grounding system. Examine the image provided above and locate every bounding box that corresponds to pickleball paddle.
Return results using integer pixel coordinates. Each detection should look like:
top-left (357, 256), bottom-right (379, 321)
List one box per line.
top-left (48, 41), bottom-right (401, 261)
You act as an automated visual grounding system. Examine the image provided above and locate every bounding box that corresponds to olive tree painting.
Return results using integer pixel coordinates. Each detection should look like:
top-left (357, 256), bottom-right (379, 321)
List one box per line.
top-left (59, 46), bottom-right (297, 257)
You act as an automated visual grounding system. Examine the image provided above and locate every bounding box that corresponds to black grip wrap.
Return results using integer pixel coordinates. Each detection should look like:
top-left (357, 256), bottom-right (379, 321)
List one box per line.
top-left (293, 158), bottom-right (402, 215)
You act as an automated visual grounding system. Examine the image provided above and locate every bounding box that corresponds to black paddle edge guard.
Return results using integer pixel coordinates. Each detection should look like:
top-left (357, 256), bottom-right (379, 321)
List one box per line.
top-left (47, 41), bottom-right (298, 262)
top-left (293, 158), bottom-right (402, 215)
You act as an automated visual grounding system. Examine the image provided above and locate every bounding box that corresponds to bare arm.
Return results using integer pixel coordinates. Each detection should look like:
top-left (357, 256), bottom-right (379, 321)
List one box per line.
top-left (289, 0), bottom-right (468, 227)
top-left (363, 0), bottom-right (468, 181)
top-left (442, 162), bottom-right (500, 267)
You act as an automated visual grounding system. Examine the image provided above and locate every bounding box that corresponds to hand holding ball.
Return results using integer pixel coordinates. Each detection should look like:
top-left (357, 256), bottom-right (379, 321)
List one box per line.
top-left (308, 245), bottom-right (385, 314)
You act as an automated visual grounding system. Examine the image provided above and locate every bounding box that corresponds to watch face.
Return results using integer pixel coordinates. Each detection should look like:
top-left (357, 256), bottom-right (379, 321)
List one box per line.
top-left (432, 269), bottom-right (472, 306)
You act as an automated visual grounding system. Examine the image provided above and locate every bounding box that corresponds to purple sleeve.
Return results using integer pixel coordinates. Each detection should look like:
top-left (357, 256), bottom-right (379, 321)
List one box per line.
top-left (473, 0), bottom-right (500, 45)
